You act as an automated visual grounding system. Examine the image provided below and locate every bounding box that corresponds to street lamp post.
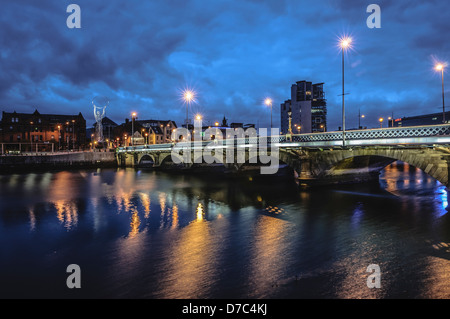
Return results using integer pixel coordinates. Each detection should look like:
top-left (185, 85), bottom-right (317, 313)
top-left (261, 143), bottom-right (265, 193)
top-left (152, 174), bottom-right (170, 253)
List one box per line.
top-left (435, 63), bottom-right (446, 123)
top-left (66, 122), bottom-right (70, 150)
top-left (265, 98), bottom-right (273, 131)
top-left (358, 108), bottom-right (365, 129)
top-left (183, 89), bottom-right (196, 128)
top-left (379, 117), bottom-right (384, 128)
top-left (339, 36), bottom-right (352, 147)
top-left (131, 112), bottom-right (137, 146)
top-left (57, 125), bottom-right (61, 151)
top-left (72, 120), bottom-right (75, 150)
top-left (30, 121), bottom-right (33, 153)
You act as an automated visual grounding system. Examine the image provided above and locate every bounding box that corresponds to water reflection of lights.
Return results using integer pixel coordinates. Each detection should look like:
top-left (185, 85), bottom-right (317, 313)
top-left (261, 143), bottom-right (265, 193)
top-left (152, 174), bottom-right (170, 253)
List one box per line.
top-left (436, 186), bottom-right (448, 216)
top-left (138, 192), bottom-right (151, 218)
top-left (172, 204), bottom-right (179, 229)
top-left (29, 207), bottom-right (36, 231)
top-left (196, 202), bottom-right (205, 221)
top-left (54, 200), bottom-right (78, 230)
top-left (24, 173), bottom-right (36, 191)
top-left (248, 215), bottom-right (292, 297)
top-left (129, 209), bottom-right (141, 237)
top-left (351, 203), bottom-right (364, 229)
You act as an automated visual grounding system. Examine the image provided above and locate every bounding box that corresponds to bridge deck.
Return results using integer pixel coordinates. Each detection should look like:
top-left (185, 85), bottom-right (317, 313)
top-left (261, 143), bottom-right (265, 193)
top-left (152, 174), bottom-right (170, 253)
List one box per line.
top-left (117, 124), bottom-right (450, 152)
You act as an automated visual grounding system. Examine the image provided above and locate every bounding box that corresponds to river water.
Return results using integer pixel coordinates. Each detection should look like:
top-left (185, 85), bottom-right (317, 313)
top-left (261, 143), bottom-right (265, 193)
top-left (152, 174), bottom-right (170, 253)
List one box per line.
top-left (0, 161), bottom-right (450, 299)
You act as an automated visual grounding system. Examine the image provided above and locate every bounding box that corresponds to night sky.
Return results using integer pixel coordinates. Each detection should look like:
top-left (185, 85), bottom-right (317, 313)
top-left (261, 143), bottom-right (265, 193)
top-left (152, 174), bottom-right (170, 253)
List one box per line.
top-left (1, 0), bottom-right (449, 130)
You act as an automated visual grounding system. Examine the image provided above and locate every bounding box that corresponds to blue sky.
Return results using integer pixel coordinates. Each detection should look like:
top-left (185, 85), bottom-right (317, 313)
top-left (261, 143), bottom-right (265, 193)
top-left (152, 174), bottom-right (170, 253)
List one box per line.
top-left (1, 0), bottom-right (449, 130)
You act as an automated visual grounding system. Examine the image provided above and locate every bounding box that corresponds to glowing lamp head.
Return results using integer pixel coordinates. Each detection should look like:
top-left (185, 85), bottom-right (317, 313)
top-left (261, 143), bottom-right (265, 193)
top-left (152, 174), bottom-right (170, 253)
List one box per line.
top-left (435, 64), bottom-right (445, 71)
top-left (379, 118), bottom-right (384, 122)
top-left (215, 122), bottom-right (219, 126)
top-left (264, 98), bottom-right (272, 106)
top-left (195, 114), bottom-right (202, 120)
top-left (132, 112), bottom-right (137, 117)
top-left (339, 36), bottom-right (352, 50)
top-left (183, 89), bottom-right (196, 104)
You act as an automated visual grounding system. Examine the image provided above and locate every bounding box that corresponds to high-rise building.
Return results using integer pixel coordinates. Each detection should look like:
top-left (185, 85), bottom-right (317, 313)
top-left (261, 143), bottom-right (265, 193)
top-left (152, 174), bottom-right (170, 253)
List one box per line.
top-left (280, 81), bottom-right (327, 134)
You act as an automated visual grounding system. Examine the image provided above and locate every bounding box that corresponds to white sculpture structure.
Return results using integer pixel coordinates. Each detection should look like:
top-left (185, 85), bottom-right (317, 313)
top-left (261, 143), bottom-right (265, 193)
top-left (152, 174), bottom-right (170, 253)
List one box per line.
top-left (92, 96), bottom-right (109, 142)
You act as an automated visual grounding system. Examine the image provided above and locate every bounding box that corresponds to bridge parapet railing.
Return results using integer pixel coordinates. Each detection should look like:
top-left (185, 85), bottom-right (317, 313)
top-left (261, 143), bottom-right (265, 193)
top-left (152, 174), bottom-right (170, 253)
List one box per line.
top-left (289, 124), bottom-right (450, 142)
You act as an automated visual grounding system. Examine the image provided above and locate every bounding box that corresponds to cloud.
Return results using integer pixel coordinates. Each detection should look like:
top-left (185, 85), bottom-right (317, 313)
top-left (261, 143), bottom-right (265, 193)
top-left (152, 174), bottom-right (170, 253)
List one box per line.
top-left (0, 0), bottom-right (449, 130)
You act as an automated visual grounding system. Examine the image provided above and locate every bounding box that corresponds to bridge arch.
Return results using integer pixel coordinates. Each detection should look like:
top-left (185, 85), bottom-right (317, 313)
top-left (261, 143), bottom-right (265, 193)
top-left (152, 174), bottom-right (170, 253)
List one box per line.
top-left (306, 148), bottom-right (450, 186)
top-left (137, 154), bottom-right (156, 167)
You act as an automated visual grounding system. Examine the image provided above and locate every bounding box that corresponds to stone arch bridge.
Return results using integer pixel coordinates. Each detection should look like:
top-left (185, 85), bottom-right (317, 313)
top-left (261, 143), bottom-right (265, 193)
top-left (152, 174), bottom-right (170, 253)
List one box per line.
top-left (116, 124), bottom-right (450, 187)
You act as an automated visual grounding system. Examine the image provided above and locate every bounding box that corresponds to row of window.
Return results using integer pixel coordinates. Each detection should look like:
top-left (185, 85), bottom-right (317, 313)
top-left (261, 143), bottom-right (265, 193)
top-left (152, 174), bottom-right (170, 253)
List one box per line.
top-left (6, 126), bottom-right (76, 132)
top-left (9, 118), bottom-right (43, 123)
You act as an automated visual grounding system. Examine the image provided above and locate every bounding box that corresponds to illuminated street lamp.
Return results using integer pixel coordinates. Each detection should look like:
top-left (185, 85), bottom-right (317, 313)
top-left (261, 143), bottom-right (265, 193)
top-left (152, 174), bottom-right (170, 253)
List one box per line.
top-left (57, 125), bottom-right (61, 151)
top-left (66, 121), bottom-right (70, 150)
top-left (30, 121), bottom-right (34, 153)
top-left (182, 89), bottom-right (196, 128)
top-left (131, 112), bottom-right (137, 146)
top-left (379, 117), bottom-right (384, 128)
top-left (358, 108), bottom-right (365, 129)
top-left (338, 36), bottom-right (353, 146)
top-left (388, 116), bottom-right (393, 127)
top-left (71, 119), bottom-right (75, 150)
top-left (435, 63), bottom-right (446, 123)
top-left (264, 98), bottom-right (273, 130)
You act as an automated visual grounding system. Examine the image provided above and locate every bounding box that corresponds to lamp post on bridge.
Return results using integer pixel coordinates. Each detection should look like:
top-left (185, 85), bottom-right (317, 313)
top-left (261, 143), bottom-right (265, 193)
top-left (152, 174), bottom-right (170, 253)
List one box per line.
top-left (358, 108), bottom-right (365, 129)
top-left (264, 98), bottom-right (273, 132)
top-left (435, 63), bottom-right (446, 124)
top-left (131, 112), bottom-right (137, 146)
top-left (338, 36), bottom-right (353, 147)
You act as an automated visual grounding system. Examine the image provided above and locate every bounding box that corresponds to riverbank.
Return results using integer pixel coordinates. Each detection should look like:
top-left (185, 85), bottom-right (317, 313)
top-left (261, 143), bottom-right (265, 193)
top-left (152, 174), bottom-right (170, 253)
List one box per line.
top-left (0, 151), bottom-right (117, 172)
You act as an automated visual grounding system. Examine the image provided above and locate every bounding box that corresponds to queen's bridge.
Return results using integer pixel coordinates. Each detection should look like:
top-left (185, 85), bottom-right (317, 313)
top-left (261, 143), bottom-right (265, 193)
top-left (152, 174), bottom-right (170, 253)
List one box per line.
top-left (116, 124), bottom-right (450, 186)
